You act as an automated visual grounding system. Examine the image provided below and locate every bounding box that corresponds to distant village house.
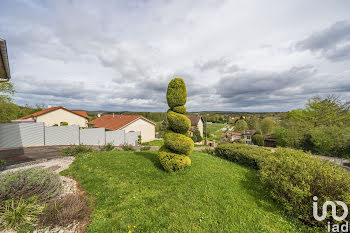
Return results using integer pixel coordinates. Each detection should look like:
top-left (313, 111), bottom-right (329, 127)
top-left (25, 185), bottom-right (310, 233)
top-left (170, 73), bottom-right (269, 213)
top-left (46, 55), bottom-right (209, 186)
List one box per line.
top-left (186, 115), bottom-right (204, 138)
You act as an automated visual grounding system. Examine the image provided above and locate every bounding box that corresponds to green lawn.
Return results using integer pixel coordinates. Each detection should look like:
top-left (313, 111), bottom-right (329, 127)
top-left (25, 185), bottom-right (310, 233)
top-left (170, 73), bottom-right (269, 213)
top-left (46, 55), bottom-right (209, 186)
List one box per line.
top-left (61, 151), bottom-right (319, 233)
top-left (142, 139), bottom-right (164, 146)
top-left (206, 123), bottom-right (227, 142)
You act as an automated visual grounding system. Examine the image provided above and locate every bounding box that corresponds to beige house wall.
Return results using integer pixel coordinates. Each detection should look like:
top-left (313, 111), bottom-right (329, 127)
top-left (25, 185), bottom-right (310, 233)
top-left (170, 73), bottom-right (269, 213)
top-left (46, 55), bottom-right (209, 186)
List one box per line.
top-left (35, 109), bottom-right (88, 127)
top-left (122, 118), bottom-right (155, 142)
top-left (197, 119), bottom-right (204, 137)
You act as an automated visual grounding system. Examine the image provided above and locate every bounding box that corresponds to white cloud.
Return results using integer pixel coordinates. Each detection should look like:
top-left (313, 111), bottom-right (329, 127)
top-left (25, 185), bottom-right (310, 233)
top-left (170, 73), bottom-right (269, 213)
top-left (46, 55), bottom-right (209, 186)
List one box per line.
top-left (1, 0), bottom-right (350, 112)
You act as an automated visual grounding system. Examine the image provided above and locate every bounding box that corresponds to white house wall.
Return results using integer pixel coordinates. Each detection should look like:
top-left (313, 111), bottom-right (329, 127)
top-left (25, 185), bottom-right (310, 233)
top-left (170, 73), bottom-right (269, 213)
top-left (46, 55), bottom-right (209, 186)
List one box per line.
top-left (122, 118), bottom-right (155, 142)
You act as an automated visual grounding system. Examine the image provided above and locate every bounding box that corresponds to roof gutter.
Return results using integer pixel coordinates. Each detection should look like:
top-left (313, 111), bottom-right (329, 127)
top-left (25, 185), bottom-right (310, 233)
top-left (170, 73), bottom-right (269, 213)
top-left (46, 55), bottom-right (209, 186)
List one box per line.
top-left (0, 38), bottom-right (11, 82)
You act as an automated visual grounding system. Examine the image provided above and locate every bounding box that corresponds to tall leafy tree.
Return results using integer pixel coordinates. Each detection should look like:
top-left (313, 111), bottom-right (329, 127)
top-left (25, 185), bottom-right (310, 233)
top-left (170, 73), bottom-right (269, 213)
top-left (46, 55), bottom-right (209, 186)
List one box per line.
top-left (0, 82), bottom-right (19, 123)
top-left (261, 118), bottom-right (276, 134)
top-left (235, 119), bottom-right (248, 133)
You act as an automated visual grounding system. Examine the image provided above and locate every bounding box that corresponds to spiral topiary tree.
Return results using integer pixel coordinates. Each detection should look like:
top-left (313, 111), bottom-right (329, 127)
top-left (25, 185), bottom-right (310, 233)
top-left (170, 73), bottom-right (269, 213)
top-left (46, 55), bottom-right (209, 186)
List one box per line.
top-left (158, 78), bottom-right (194, 172)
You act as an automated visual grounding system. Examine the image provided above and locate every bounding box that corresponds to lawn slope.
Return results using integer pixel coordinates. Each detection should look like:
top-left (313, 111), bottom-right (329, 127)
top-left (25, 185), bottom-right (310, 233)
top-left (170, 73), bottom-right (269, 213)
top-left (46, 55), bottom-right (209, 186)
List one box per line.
top-left (62, 151), bottom-right (319, 233)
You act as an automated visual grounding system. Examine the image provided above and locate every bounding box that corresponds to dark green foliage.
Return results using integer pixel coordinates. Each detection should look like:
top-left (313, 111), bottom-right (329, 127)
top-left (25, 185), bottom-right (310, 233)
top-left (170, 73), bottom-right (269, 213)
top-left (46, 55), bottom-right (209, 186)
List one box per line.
top-left (164, 130), bottom-right (194, 156)
top-left (138, 135), bottom-right (142, 145)
top-left (214, 143), bottom-right (272, 169)
top-left (172, 106), bottom-right (186, 114)
top-left (0, 168), bottom-right (62, 202)
top-left (60, 144), bottom-right (93, 156)
top-left (166, 78), bottom-right (187, 108)
top-left (0, 196), bottom-right (42, 231)
top-left (252, 134), bottom-right (264, 146)
top-left (167, 110), bottom-right (191, 134)
top-left (100, 142), bottom-right (115, 151)
top-left (191, 127), bottom-right (203, 142)
top-left (121, 144), bottom-right (136, 151)
top-left (260, 148), bottom-right (350, 226)
top-left (158, 146), bottom-right (191, 172)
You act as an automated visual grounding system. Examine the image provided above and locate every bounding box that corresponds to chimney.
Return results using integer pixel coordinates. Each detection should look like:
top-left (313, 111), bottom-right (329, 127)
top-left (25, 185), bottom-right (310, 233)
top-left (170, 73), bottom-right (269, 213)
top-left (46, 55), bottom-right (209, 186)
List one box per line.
top-left (113, 113), bottom-right (114, 118)
top-left (120, 114), bottom-right (122, 118)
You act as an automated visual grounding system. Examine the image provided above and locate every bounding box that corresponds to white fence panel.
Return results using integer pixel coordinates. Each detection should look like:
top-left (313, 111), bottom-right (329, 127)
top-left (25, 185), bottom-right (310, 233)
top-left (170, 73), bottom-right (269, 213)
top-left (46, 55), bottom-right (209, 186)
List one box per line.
top-left (80, 128), bottom-right (105, 145)
top-left (45, 125), bottom-right (80, 146)
top-left (125, 131), bottom-right (141, 146)
top-left (0, 123), bottom-right (44, 148)
top-left (106, 130), bottom-right (125, 146)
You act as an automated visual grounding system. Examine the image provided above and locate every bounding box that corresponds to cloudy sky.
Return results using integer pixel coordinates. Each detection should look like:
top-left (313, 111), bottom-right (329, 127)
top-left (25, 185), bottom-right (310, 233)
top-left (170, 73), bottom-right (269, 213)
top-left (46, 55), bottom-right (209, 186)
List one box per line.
top-left (1, 0), bottom-right (350, 112)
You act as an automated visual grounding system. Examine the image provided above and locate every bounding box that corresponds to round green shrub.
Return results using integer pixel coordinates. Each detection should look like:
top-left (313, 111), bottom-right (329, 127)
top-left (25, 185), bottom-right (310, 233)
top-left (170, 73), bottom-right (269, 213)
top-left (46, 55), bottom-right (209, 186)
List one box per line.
top-left (158, 146), bottom-right (191, 172)
top-left (164, 130), bottom-right (194, 156)
top-left (166, 78), bottom-right (187, 108)
top-left (172, 106), bottom-right (186, 114)
top-left (167, 110), bottom-right (191, 134)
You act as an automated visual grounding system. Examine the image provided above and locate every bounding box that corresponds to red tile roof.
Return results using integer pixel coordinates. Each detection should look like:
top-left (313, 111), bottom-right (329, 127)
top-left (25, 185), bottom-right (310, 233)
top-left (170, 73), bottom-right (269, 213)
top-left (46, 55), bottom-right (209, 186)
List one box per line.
top-left (88, 114), bottom-right (155, 130)
top-left (186, 115), bottom-right (204, 126)
top-left (19, 106), bottom-right (89, 120)
top-left (72, 110), bottom-right (89, 119)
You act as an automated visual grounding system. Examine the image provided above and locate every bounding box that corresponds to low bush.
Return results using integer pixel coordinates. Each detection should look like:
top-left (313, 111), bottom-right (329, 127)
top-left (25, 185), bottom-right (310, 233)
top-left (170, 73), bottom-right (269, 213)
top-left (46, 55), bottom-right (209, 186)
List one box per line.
top-left (100, 143), bottom-right (114, 151)
top-left (260, 148), bottom-right (350, 226)
top-left (158, 146), bottom-right (191, 172)
top-left (0, 168), bottom-right (62, 202)
top-left (39, 194), bottom-right (90, 228)
top-left (60, 144), bottom-right (93, 156)
top-left (0, 196), bottom-right (42, 231)
top-left (121, 144), bottom-right (135, 151)
top-left (214, 143), bottom-right (272, 169)
top-left (0, 159), bottom-right (5, 168)
top-left (141, 146), bottom-right (151, 151)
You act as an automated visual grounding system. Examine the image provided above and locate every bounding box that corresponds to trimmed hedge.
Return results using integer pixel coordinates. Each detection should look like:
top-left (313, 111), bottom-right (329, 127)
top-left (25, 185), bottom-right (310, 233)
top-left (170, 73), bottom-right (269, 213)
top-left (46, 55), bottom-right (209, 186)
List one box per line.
top-left (214, 143), bottom-right (272, 169)
top-left (260, 148), bottom-right (350, 226)
top-left (167, 110), bottom-right (191, 134)
top-left (166, 78), bottom-right (187, 108)
top-left (159, 78), bottom-right (193, 172)
top-left (164, 130), bottom-right (194, 156)
top-left (158, 146), bottom-right (191, 172)
top-left (172, 106), bottom-right (186, 114)
top-left (214, 143), bottom-right (350, 227)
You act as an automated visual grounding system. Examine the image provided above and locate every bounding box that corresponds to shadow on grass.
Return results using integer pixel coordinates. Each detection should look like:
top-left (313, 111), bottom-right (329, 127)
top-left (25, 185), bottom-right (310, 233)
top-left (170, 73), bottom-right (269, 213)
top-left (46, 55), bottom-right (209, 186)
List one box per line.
top-left (136, 151), bottom-right (164, 171)
top-left (238, 167), bottom-right (290, 218)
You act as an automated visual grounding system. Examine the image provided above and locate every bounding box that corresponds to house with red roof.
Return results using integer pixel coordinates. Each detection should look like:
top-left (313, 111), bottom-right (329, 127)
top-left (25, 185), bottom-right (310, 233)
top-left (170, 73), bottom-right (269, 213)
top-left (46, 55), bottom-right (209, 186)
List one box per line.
top-left (17, 106), bottom-right (89, 127)
top-left (88, 114), bottom-right (156, 142)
